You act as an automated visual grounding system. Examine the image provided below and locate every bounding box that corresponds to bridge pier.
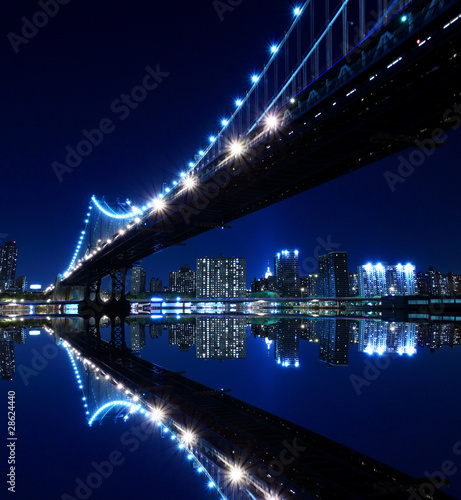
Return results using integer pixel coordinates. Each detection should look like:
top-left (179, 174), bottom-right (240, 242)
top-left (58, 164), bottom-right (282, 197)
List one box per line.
top-left (78, 266), bottom-right (130, 318)
top-left (109, 315), bottom-right (127, 350)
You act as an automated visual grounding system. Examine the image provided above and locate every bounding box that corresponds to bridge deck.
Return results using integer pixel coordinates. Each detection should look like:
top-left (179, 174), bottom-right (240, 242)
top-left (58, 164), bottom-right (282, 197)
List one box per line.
top-left (62, 0), bottom-right (461, 287)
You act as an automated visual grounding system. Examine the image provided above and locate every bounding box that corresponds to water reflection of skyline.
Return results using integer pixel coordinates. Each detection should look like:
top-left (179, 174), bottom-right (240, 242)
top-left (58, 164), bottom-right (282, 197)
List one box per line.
top-left (3, 317), bottom-right (461, 382)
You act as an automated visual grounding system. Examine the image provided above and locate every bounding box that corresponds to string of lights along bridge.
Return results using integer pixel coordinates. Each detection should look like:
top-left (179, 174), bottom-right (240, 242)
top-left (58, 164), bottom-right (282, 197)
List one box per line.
top-left (51, 0), bottom-right (461, 293)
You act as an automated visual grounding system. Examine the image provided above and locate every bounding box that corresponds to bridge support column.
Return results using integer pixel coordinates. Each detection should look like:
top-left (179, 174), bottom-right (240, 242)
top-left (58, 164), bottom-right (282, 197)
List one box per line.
top-left (110, 315), bottom-right (127, 350)
top-left (84, 315), bottom-right (102, 351)
top-left (78, 267), bottom-right (105, 318)
top-left (110, 268), bottom-right (128, 302)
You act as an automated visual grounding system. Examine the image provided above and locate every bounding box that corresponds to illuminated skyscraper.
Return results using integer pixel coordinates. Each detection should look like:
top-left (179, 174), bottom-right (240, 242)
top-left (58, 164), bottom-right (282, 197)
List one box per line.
top-left (0, 241), bottom-right (18, 291)
top-left (169, 322), bottom-right (196, 352)
top-left (300, 274), bottom-right (319, 297)
top-left (275, 319), bottom-right (300, 367)
top-left (319, 250), bottom-right (349, 297)
top-left (348, 273), bottom-right (359, 296)
top-left (274, 250), bottom-right (300, 297)
top-left (196, 256), bottom-right (246, 298)
top-left (318, 320), bottom-right (349, 366)
top-left (196, 318), bottom-right (246, 359)
top-left (358, 263), bottom-right (415, 297)
top-left (15, 276), bottom-right (27, 293)
top-left (130, 322), bottom-right (146, 352)
top-left (131, 264), bottom-right (146, 295)
top-left (169, 265), bottom-right (196, 294)
top-left (150, 277), bottom-right (163, 293)
top-left (358, 320), bottom-right (416, 356)
top-left (0, 332), bottom-right (15, 381)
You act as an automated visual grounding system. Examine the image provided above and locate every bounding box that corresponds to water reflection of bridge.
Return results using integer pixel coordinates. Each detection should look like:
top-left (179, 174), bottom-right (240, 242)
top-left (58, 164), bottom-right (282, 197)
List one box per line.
top-left (53, 315), bottom-right (457, 500)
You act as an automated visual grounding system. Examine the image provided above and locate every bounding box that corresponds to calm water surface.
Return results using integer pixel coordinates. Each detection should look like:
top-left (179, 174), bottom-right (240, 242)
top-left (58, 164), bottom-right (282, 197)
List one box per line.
top-left (2, 315), bottom-right (461, 499)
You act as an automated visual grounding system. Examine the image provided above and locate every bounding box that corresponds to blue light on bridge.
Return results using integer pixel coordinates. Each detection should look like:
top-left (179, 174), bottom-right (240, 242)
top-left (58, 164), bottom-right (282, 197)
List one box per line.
top-left (251, 74), bottom-right (259, 83)
top-left (235, 99), bottom-right (242, 106)
top-left (271, 45), bottom-right (278, 53)
top-left (401, 15), bottom-right (408, 22)
top-left (293, 6), bottom-right (301, 16)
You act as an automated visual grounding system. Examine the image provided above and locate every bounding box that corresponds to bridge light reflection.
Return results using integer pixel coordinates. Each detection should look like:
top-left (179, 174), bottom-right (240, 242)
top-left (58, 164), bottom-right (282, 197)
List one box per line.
top-left (229, 465), bottom-right (244, 483)
top-left (181, 430), bottom-right (195, 444)
top-left (150, 407), bottom-right (164, 422)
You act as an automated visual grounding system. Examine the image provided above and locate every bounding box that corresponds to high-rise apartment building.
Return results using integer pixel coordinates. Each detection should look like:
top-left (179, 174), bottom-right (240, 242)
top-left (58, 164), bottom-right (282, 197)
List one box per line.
top-left (319, 250), bottom-right (349, 297)
top-left (358, 263), bottom-right (415, 297)
top-left (196, 256), bottom-right (246, 298)
top-left (274, 250), bottom-right (300, 297)
top-left (0, 334), bottom-right (15, 381)
top-left (131, 264), bottom-right (146, 295)
top-left (0, 241), bottom-right (18, 291)
top-left (150, 277), bottom-right (163, 293)
top-left (318, 320), bottom-right (350, 366)
top-left (169, 265), bottom-right (196, 294)
top-left (300, 274), bottom-right (319, 296)
top-left (196, 318), bottom-right (246, 359)
top-left (275, 319), bottom-right (300, 367)
top-left (15, 276), bottom-right (27, 293)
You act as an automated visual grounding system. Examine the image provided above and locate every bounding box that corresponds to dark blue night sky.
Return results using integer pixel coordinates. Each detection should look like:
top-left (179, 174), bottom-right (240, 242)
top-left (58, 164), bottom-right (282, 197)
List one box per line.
top-left (1, 0), bottom-right (460, 288)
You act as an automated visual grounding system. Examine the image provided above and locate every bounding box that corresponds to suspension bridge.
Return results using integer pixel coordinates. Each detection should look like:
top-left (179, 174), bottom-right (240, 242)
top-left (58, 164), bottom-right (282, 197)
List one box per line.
top-left (49, 0), bottom-right (460, 308)
top-left (55, 317), bottom-right (454, 500)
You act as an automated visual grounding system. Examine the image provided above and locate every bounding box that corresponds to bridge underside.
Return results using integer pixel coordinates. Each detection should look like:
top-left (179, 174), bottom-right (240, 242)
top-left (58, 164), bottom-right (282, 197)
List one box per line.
top-left (63, 0), bottom-right (461, 286)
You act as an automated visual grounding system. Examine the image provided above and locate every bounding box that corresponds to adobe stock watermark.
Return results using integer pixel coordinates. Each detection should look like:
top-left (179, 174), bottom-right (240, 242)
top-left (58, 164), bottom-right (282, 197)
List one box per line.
top-left (341, 7), bottom-right (389, 64)
top-left (258, 438), bottom-right (307, 487)
top-left (7, 0), bottom-right (72, 54)
top-left (61, 414), bottom-right (159, 499)
top-left (300, 236), bottom-right (341, 274)
top-left (384, 104), bottom-right (461, 193)
top-left (178, 153), bottom-right (248, 225)
top-left (51, 64), bottom-right (170, 183)
top-left (16, 342), bottom-right (59, 386)
top-left (213, 0), bottom-right (244, 21)
top-left (407, 440), bottom-right (461, 500)
top-left (349, 351), bottom-right (399, 396)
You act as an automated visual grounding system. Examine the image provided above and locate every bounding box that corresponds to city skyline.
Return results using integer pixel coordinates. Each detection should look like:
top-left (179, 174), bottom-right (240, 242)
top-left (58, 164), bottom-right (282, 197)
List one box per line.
top-left (2, 2), bottom-right (461, 499)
